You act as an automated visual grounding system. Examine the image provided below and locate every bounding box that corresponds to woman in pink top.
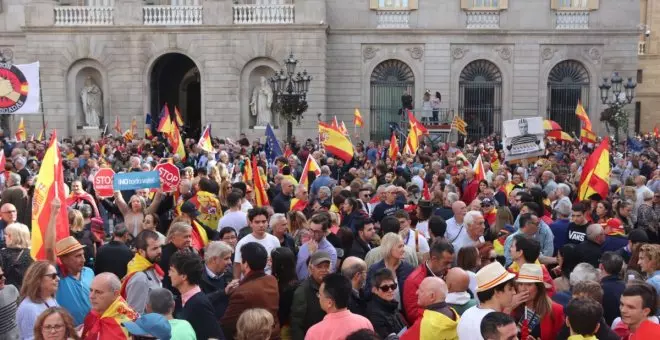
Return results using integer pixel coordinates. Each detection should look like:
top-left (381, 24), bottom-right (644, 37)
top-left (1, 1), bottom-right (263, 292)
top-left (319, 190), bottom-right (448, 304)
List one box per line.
top-left (304, 273), bottom-right (374, 340)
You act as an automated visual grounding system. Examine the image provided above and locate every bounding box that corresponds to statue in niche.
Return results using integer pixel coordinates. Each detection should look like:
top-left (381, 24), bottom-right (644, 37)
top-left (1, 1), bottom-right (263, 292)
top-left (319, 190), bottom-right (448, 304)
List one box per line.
top-left (250, 76), bottom-right (274, 127)
top-left (80, 76), bottom-right (103, 127)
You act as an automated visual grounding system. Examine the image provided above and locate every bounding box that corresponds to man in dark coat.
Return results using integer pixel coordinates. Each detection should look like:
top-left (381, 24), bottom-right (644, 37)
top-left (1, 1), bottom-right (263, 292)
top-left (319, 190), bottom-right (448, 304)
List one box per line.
top-left (349, 217), bottom-right (375, 260)
top-left (199, 240), bottom-right (235, 318)
top-left (290, 251), bottom-right (332, 340)
top-left (599, 252), bottom-right (626, 325)
top-left (576, 224), bottom-right (605, 268)
top-left (0, 172), bottom-right (31, 228)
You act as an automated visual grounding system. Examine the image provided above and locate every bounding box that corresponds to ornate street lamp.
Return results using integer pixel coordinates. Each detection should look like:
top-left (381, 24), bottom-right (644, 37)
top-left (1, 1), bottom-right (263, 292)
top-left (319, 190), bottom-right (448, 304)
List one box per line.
top-left (598, 71), bottom-right (637, 140)
top-left (270, 52), bottom-right (312, 141)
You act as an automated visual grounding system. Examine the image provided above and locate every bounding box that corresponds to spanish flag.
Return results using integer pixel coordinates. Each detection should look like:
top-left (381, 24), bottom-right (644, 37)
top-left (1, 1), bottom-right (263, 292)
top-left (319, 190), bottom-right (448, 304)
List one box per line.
top-left (252, 156), bottom-right (270, 207)
top-left (389, 132), bottom-right (399, 160)
top-left (400, 309), bottom-right (460, 340)
top-left (408, 110), bottom-right (429, 136)
top-left (15, 118), bottom-right (26, 142)
top-left (31, 131), bottom-right (69, 260)
top-left (404, 124), bottom-right (419, 155)
top-left (130, 118), bottom-right (137, 135)
top-left (354, 108), bottom-right (364, 128)
top-left (122, 129), bottom-right (134, 141)
top-left (580, 128), bottom-right (597, 144)
top-left (299, 155), bottom-right (321, 190)
top-left (473, 154), bottom-right (485, 182)
top-left (114, 116), bottom-right (121, 135)
top-left (174, 106), bottom-right (184, 127)
top-left (578, 138), bottom-right (610, 201)
top-left (319, 122), bottom-right (354, 163)
top-left (197, 125), bottom-right (214, 153)
top-left (81, 296), bottom-right (138, 340)
top-left (171, 123), bottom-right (186, 160)
top-left (575, 100), bottom-right (592, 130)
top-left (243, 158), bottom-right (253, 182)
top-left (157, 104), bottom-right (174, 135)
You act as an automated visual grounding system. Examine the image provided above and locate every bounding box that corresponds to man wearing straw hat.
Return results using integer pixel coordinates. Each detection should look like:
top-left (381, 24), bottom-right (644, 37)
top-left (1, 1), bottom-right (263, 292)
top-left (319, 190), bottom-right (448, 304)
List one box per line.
top-left (44, 197), bottom-right (95, 326)
top-left (457, 262), bottom-right (517, 340)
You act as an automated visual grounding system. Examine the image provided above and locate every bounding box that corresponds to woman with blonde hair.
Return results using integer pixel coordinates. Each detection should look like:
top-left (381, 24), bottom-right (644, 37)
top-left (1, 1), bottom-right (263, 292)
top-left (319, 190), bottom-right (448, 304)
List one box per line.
top-left (288, 211), bottom-right (308, 247)
top-left (68, 210), bottom-right (96, 268)
top-left (365, 233), bottom-right (414, 309)
top-left (492, 206), bottom-right (514, 255)
top-left (0, 223), bottom-right (33, 289)
top-left (17, 261), bottom-right (60, 339)
top-left (33, 307), bottom-right (80, 340)
top-left (638, 243), bottom-right (660, 293)
top-left (236, 308), bottom-right (274, 340)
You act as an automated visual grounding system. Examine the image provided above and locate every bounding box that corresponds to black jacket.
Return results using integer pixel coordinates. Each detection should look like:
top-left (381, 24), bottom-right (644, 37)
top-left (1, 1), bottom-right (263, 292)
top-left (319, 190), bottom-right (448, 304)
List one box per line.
top-left (272, 193), bottom-right (292, 214)
top-left (348, 288), bottom-right (368, 317)
top-left (290, 278), bottom-right (325, 340)
top-left (94, 240), bottom-right (133, 278)
top-left (178, 291), bottom-right (225, 340)
top-left (199, 268), bottom-right (233, 318)
top-left (365, 295), bottom-right (407, 338)
top-left (349, 237), bottom-right (372, 260)
top-left (601, 275), bottom-right (625, 325)
top-left (576, 239), bottom-right (603, 268)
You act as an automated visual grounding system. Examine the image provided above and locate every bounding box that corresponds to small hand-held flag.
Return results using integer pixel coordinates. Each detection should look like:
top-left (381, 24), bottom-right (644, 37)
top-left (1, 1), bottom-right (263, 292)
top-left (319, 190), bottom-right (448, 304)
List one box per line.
top-left (451, 115), bottom-right (468, 136)
top-left (197, 125), bottom-right (214, 153)
top-left (114, 116), bottom-right (121, 134)
top-left (473, 154), bottom-right (486, 182)
top-left (15, 118), bottom-right (26, 142)
top-left (174, 106), bottom-right (184, 127)
top-left (299, 155), bottom-right (322, 190)
top-left (578, 138), bottom-right (610, 201)
top-left (170, 123), bottom-right (186, 160)
top-left (264, 124), bottom-right (283, 164)
top-left (575, 100), bottom-right (592, 131)
top-left (252, 156), bottom-right (270, 207)
top-left (388, 132), bottom-right (399, 160)
top-left (157, 104), bottom-right (174, 135)
top-left (354, 108), bottom-right (364, 128)
top-left (131, 118), bottom-right (138, 135)
top-left (145, 113), bottom-right (153, 138)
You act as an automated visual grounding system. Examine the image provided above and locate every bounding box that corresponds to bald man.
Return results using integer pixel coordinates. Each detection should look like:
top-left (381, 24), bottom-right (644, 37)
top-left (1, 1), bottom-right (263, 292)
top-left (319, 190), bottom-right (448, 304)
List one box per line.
top-left (272, 179), bottom-right (294, 214)
top-left (445, 201), bottom-right (467, 242)
top-left (445, 267), bottom-right (478, 316)
top-left (341, 256), bottom-right (368, 316)
top-left (0, 171), bottom-right (30, 227)
top-left (0, 203), bottom-right (17, 245)
top-left (400, 277), bottom-right (459, 340)
top-left (82, 273), bottom-right (138, 339)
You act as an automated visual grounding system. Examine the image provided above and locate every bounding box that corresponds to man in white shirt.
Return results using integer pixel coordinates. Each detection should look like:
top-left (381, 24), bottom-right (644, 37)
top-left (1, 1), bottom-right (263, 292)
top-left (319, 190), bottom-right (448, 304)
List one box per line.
top-left (232, 207), bottom-right (280, 278)
top-left (452, 210), bottom-right (485, 252)
top-left (457, 262), bottom-right (517, 340)
top-left (445, 201), bottom-right (467, 243)
top-left (217, 190), bottom-right (248, 233)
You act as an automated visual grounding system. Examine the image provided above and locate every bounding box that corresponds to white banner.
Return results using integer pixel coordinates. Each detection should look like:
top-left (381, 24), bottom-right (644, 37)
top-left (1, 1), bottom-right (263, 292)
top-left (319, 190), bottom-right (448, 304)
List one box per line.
top-left (502, 117), bottom-right (546, 162)
top-left (0, 61), bottom-right (40, 114)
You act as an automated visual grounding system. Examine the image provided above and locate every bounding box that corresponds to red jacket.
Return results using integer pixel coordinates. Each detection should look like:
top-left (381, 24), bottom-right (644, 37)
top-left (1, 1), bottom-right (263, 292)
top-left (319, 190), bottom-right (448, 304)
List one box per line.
top-left (461, 179), bottom-right (479, 204)
top-left (403, 264), bottom-right (431, 325)
top-left (515, 301), bottom-right (564, 340)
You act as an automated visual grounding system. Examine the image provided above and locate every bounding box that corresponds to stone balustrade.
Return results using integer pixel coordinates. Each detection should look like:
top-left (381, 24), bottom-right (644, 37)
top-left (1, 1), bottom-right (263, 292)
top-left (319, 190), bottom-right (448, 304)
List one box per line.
top-left (555, 11), bottom-right (589, 29)
top-left (143, 5), bottom-right (203, 25)
top-left (54, 5), bottom-right (114, 25)
top-left (638, 41), bottom-right (647, 55)
top-left (233, 3), bottom-right (295, 24)
top-left (465, 10), bottom-right (500, 29)
top-left (376, 10), bottom-right (410, 29)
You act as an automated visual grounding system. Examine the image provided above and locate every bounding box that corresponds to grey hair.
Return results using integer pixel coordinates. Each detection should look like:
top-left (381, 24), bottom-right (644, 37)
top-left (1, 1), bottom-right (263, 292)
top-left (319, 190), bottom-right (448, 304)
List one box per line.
top-left (445, 184), bottom-right (458, 193)
top-left (380, 233), bottom-right (404, 261)
top-left (341, 260), bottom-right (367, 280)
top-left (205, 241), bottom-right (233, 262)
top-left (543, 171), bottom-right (555, 180)
top-left (642, 190), bottom-right (654, 201)
top-left (464, 210), bottom-right (483, 226)
top-left (320, 165), bottom-right (331, 175)
top-left (97, 272), bottom-right (121, 292)
top-left (556, 183), bottom-right (571, 196)
top-left (269, 213), bottom-right (287, 229)
top-left (148, 288), bottom-right (175, 314)
top-left (418, 168), bottom-right (426, 177)
top-left (318, 186), bottom-right (331, 197)
top-left (166, 222), bottom-right (193, 242)
top-left (8, 173), bottom-right (20, 186)
top-left (586, 224), bottom-right (603, 241)
top-left (446, 192), bottom-right (459, 205)
top-left (14, 157), bottom-right (25, 167)
top-left (569, 263), bottom-right (600, 286)
top-left (555, 200), bottom-right (572, 218)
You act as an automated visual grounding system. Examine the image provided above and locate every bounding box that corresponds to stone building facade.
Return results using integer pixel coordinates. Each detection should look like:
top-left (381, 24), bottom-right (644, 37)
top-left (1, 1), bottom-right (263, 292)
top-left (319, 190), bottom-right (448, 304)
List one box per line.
top-left (0, 0), bottom-right (639, 141)
top-left (638, 0), bottom-right (660, 134)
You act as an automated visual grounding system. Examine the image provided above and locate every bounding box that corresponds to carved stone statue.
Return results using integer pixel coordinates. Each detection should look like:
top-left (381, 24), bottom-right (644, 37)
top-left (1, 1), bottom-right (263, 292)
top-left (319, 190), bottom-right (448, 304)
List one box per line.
top-left (80, 76), bottom-right (102, 127)
top-left (250, 76), bottom-right (274, 127)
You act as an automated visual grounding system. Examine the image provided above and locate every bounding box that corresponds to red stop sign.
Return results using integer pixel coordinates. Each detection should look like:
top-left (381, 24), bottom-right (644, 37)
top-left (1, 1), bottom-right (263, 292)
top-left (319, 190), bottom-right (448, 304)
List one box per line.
top-left (155, 163), bottom-right (180, 193)
top-left (94, 168), bottom-right (115, 198)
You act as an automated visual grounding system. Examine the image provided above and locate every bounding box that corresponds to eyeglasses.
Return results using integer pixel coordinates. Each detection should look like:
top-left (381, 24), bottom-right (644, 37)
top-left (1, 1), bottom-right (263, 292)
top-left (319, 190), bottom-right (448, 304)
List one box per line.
top-left (378, 283), bottom-right (398, 292)
top-left (43, 273), bottom-right (58, 280)
top-left (42, 324), bottom-right (64, 332)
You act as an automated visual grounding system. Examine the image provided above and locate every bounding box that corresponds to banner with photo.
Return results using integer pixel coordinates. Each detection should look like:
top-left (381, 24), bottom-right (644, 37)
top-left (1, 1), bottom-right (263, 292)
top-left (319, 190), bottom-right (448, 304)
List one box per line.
top-left (502, 117), bottom-right (546, 162)
top-left (0, 62), bottom-right (41, 114)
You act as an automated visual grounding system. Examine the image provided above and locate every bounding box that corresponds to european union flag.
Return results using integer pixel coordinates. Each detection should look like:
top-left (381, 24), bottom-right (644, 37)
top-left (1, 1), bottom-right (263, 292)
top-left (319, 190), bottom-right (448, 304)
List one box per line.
top-left (264, 123), bottom-right (283, 164)
top-left (627, 137), bottom-right (643, 153)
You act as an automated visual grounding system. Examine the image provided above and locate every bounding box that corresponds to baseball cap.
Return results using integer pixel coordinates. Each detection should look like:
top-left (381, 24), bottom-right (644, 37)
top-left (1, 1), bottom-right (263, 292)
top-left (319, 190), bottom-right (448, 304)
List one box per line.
top-left (310, 250), bottom-right (332, 266)
top-left (628, 229), bottom-right (649, 243)
top-left (123, 313), bottom-right (171, 340)
top-left (481, 198), bottom-right (494, 207)
top-left (180, 201), bottom-right (200, 217)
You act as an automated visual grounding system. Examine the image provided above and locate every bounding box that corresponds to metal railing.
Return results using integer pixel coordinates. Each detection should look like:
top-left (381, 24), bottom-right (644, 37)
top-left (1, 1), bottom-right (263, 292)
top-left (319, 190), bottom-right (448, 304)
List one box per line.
top-left (54, 5), bottom-right (114, 25)
top-left (233, 3), bottom-right (295, 24)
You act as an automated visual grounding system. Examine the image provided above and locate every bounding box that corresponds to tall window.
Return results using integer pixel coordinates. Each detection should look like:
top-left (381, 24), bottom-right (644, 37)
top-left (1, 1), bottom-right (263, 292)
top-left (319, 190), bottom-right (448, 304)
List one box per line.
top-left (546, 60), bottom-right (590, 135)
top-left (458, 60), bottom-right (502, 140)
top-left (369, 59), bottom-right (415, 141)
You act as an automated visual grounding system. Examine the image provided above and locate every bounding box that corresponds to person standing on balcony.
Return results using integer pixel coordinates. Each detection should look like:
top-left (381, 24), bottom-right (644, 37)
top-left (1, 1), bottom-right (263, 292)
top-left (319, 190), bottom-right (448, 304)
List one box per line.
top-left (431, 91), bottom-right (442, 123)
top-left (422, 91), bottom-right (433, 124)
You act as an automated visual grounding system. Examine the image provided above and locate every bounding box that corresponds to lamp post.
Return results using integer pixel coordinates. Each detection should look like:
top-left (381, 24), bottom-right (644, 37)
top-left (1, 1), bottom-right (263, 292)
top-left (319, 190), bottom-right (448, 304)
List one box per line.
top-left (598, 72), bottom-right (636, 140)
top-left (270, 52), bottom-right (312, 142)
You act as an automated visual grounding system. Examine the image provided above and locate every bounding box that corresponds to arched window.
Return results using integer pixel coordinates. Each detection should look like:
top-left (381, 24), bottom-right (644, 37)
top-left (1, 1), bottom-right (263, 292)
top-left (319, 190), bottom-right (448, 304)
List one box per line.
top-left (459, 59), bottom-right (502, 140)
top-left (369, 59), bottom-right (415, 141)
top-left (547, 60), bottom-right (590, 135)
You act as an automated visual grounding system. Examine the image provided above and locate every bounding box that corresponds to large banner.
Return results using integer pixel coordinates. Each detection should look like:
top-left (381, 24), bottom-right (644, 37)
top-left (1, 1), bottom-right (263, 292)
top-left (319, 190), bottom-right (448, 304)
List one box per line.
top-left (502, 117), bottom-right (546, 162)
top-left (0, 61), bottom-right (41, 114)
top-left (113, 171), bottom-right (161, 191)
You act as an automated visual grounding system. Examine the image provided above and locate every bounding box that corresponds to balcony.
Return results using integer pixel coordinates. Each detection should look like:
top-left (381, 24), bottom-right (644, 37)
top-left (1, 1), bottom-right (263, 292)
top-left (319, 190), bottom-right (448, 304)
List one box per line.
top-left (233, 1), bottom-right (295, 24)
top-left (555, 11), bottom-right (589, 29)
top-left (54, 0), bottom-right (114, 26)
top-left (465, 10), bottom-right (499, 29)
top-left (638, 41), bottom-right (647, 55)
top-left (143, 0), bottom-right (202, 25)
top-left (376, 10), bottom-right (410, 28)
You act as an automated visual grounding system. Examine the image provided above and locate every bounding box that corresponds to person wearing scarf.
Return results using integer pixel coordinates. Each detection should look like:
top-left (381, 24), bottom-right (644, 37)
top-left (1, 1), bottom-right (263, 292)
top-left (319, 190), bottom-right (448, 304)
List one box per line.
top-left (120, 230), bottom-right (164, 314)
top-left (601, 218), bottom-right (628, 253)
top-left (67, 180), bottom-right (100, 217)
top-left (83, 273), bottom-right (138, 340)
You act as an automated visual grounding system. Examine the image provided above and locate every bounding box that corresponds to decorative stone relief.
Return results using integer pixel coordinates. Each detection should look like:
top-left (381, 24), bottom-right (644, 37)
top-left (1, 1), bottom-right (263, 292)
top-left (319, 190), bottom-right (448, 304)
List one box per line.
top-left (406, 47), bottom-right (424, 61)
top-left (363, 46), bottom-right (380, 62)
top-left (584, 47), bottom-right (602, 64)
top-left (452, 47), bottom-right (469, 60)
top-left (541, 47), bottom-right (557, 62)
top-left (495, 46), bottom-right (512, 63)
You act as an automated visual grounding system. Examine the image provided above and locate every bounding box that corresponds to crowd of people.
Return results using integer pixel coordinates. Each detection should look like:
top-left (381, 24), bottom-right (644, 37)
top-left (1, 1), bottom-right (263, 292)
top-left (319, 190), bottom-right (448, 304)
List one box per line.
top-left (0, 129), bottom-right (658, 340)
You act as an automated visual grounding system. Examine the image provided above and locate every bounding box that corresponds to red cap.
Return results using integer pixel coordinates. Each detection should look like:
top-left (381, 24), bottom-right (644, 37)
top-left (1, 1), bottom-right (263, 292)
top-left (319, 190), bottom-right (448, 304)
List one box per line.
top-left (606, 218), bottom-right (624, 235)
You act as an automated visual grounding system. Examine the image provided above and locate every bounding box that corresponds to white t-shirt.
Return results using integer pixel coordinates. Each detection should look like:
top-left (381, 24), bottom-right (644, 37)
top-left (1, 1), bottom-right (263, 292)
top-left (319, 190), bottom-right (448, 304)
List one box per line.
top-left (415, 221), bottom-right (429, 239)
top-left (457, 306), bottom-right (495, 340)
top-left (217, 210), bottom-right (248, 233)
top-left (241, 200), bottom-right (253, 213)
top-left (445, 217), bottom-right (465, 243)
top-left (403, 229), bottom-right (430, 254)
top-left (234, 233), bottom-right (281, 274)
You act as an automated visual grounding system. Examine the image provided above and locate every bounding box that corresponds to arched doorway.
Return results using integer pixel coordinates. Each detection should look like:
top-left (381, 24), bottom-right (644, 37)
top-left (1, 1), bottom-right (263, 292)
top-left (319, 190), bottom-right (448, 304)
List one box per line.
top-left (547, 60), bottom-right (590, 135)
top-left (149, 53), bottom-right (201, 138)
top-left (369, 59), bottom-right (414, 141)
top-left (459, 59), bottom-right (502, 141)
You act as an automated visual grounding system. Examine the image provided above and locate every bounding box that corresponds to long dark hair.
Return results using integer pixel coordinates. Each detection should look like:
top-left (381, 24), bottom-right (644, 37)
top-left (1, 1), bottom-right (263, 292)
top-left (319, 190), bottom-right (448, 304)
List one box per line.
top-left (558, 244), bottom-right (579, 279)
top-left (271, 247), bottom-right (297, 292)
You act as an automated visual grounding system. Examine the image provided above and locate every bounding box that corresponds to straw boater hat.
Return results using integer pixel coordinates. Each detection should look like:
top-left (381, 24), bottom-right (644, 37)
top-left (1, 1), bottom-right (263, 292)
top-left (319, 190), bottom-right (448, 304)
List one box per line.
top-left (476, 262), bottom-right (516, 292)
top-left (56, 236), bottom-right (86, 257)
top-left (516, 263), bottom-right (544, 284)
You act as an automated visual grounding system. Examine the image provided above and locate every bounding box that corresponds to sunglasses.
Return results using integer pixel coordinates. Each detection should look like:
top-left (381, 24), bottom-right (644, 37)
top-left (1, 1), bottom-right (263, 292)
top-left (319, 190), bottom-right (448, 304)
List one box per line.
top-left (378, 283), bottom-right (398, 292)
top-left (43, 273), bottom-right (58, 280)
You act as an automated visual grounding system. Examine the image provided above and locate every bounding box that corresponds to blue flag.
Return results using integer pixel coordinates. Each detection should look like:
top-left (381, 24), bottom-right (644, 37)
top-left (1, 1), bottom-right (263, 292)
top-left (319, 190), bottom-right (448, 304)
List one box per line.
top-left (627, 137), bottom-right (643, 152)
top-left (264, 123), bottom-right (283, 164)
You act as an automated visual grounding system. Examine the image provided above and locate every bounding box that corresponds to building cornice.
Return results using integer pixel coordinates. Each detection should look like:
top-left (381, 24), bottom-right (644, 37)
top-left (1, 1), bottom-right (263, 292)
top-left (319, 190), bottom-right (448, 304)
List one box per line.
top-left (19, 24), bottom-right (330, 34)
top-left (328, 28), bottom-right (640, 36)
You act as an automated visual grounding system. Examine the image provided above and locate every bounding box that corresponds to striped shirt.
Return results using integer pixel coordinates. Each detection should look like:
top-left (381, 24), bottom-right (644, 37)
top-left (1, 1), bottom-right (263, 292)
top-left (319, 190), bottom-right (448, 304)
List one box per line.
top-left (0, 284), bottom-right (20, 339)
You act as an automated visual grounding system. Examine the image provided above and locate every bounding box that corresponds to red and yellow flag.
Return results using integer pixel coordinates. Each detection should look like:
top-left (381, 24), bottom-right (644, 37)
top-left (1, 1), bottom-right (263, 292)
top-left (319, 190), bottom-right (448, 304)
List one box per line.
top-left (114, 116), bottom-right (121, 135)
top-left (340, 121), bottom-right (349, 136)
top-left (389, 132), bottom-right (399, 160)
top-left (131, 118), bottom-right (137, 135)
top-left (578, 138), bottom-right (610, 201)
top-left (473, 154), bottom-right (485, 182)
top-left (197, 125), bottom-right (214, 153)
top-left (31, 131), bottom-right (69, 260)
top-left (122, 129), bottom-right (134, 141)
top-left (174, 106), bottom-right (184, 127)
top-left (354, 108), bottom-right (364, 128)
top-left (318, 122), bottom-right (354, 163)
top-left (157, 104), bottom-right (174, 135)
top-left (400, 309), bottom-right (459, 340)
top-left (575, 100), bottom-right (592, 131)
top-left (243, 158), bottom-right (253, 182)
top-left (580, 128), bottom-right (597, 144)
top-left (408, 110), bottom-right (429, 136)
top-left (37, 125), bottom-right (45, 142)
top-left (404, 124), bottom-right (420, 155)
top-left (171, 123), bottom-right (185, 160)
top-left (252, 156), bottom-right (270, 207)
top-left (15, 118), bottom-right (26, 142)
top-left (299, 155), bottom-right (321, 190)
top-left (81, 297), bottom-right (138, 340)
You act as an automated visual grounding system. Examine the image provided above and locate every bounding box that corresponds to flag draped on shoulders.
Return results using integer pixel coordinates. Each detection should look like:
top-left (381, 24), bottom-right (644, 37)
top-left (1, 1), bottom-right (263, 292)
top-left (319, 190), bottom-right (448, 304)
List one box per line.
top-left (31, 131), bottom-right (69, 260)
top-left (82, 297), bottom-right (138, 340)
top-left (252, 156), bottom-right (270, 207)
top-left (578, 138), bottom-right (610, 201)
top-left (318, 122), bottom-right (354, 163)
top-left (119, 253), bottom-right (164, 298)
top-left (299, 155), bottom-right (321, 189)
top-left (400, 309), bottom-right (460, 340)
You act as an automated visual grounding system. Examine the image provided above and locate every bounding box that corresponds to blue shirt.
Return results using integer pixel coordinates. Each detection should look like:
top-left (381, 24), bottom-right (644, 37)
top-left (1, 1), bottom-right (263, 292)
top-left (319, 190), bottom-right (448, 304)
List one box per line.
top-left (549, 218), bottom-right (570, 256)
top-left (647, 271), bottom-right (660, 295)
top-left (296, 238), bottom-right (337, 280)
top-left (310, 175), bottom-right (334, 196)
top-left (503, 223), bottom-right (555, 267)
top-left (56, 266), bottom-right (94, 326)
